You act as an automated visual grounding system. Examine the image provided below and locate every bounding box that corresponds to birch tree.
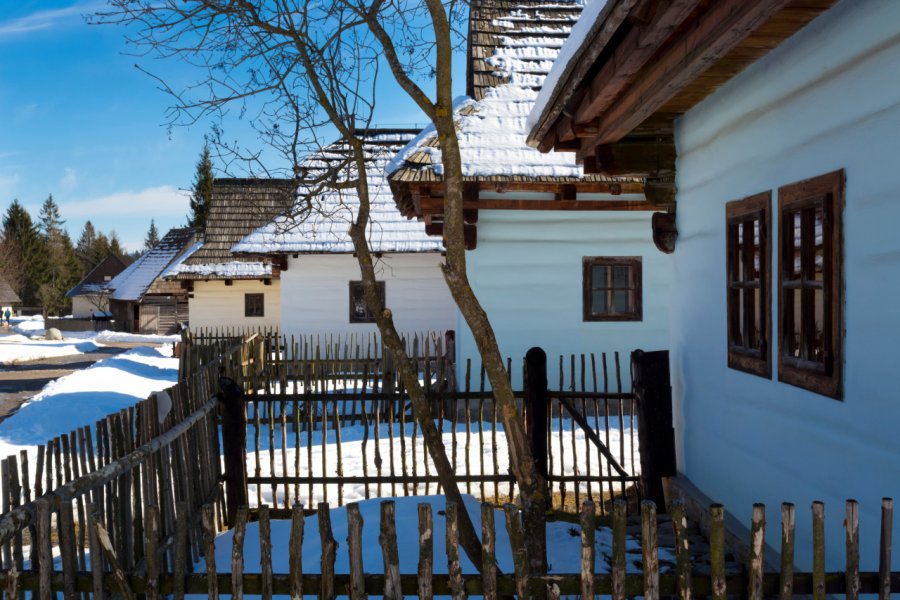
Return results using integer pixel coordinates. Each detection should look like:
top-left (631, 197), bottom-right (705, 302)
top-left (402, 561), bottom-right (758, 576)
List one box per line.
top-left (99, 0), bottom-right (548, 569)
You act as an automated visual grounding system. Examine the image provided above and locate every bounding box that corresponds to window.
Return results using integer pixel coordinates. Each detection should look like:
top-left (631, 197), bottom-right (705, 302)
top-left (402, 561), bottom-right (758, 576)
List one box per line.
top-left (349, 281), bottom-right (386, 323)
top-left (245, 293), bottom-right (264, 318)
top-left (583, 257), bottom-right (642, 321)
top-left (777, 170), bottom-right (843, 399)
top-left (726, 192), bottom-right (771, 378)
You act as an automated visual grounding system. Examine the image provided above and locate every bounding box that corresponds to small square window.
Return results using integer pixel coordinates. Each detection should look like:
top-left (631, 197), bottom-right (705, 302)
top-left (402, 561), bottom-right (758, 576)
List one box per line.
top-left (349, 281), bottom-right (386, 323)
top-left (726, 191), bottom-right (772, 378)
top-left (583, 257), bottom-right (642, 321)
top-left (245, 293), bottom-right (264, 318)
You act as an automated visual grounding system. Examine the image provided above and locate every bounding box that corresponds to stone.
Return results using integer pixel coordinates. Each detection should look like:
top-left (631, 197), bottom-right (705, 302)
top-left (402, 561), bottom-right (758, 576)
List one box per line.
top-left (45, 328), bottom-right (63, 341)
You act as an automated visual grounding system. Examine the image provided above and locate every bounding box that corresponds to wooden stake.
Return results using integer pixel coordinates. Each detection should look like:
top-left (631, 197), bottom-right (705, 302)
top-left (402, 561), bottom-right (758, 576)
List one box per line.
top-left (880, 498), bottom-right (893, 600)
top-left (347, 503), bottom-right (366, 600)
top-left (418, 503), bottom-right (434, 600)
top-left (260, 504), bottom-right (273, 600)
top-left (846, 500), bottom-right (859, 600)
top-left (231, 506), bottom-right (248, 600)
top-left (812, 501), bottom-right (825, 600)
top-left (380, 501), bottom-right (401, 600)
top-left (749, 503), bottom-right (765, 600)
top-left (780, 503), bottom-right (795, 600)
top-left (290, 502), bottom-right (304, 600)
top-left (670, 499), bottom-right (691, 600)
top-left (642, 500), bottom-right (659, 600)
top-left (319, 502), bottom-right (336, 600)
top-left (446, 501), bottom-right (465, 600)
top-left (612, 499), bottom-right (626, 600)
top-left (481, 503), bottom-right (496, 600)
top-left (504, 504), bottom-right (527, 600)
top-left (581, 500), bottom-right (595, 600)
top-left (202, 504), bottom-right (218, 599)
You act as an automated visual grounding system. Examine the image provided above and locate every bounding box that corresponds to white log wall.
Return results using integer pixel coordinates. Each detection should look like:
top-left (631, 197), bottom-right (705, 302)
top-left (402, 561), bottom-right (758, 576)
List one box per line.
top-left (672, 0), bottom-right (900, 570)
top-left (188, 279), bottom-right (281, 330)
top-left (457, 207), bottom-right (672, 386)
top-left (279, 253), bottom-right (456, 337)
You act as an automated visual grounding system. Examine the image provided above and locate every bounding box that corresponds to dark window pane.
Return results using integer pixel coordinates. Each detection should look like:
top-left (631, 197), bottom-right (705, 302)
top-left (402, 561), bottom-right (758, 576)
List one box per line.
top-left (592, 291), bottom-right (608, 314)
top-left (814, 205), bottom-right (825, 280)
top-left (812, 288), bottom-right (825, 363)
top-left (613, 290), bottom-right (629, 313)
top-left (612, 266), bottom-right (629, 288)
top-left (592, 265), bottom-right (608, 289)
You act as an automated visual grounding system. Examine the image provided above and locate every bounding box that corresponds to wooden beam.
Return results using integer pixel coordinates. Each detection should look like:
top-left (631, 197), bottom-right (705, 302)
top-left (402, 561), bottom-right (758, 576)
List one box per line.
top-left (587, 0), bottom-right (792, 149)
top-left (644, 178), bottom-right (677, 206)
top-left (589, 138), bottom-right (676, 177)
top-left (405, 180), bottom-right (645, 196)
top-left (420, 198), bottom-right (658, 212)
top-left (573, 0), bottom-right (701, 127)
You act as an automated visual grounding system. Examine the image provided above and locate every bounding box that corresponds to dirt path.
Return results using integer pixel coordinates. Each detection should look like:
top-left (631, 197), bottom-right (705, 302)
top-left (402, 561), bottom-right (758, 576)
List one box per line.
top-left (0, 342), bottom-right (161, 423)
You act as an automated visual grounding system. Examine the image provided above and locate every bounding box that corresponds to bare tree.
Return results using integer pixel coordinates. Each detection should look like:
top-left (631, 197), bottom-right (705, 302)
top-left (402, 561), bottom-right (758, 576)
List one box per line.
top-left (98, 0), bottom-right (548, 570)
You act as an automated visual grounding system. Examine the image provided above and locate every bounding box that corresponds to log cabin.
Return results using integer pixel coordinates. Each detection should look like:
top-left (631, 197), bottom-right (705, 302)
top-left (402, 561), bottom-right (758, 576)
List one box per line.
top-left (527, 0), bottom-right (898, 569)
top-left (388, 0), bottom-right (673, 383)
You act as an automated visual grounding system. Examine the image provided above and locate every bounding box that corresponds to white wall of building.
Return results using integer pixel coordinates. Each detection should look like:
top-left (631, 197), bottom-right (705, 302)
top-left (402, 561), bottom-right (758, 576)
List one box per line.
top-left (672, 0), bottom-right (900, 569)
top-left (71, 295), bottom-right (107, 319)
top-left (456, 209), bottom-right (672, 386)
top-left (189, 279), bottom-right (281, 330)
top-left (279, 253), bottom-right (456, 337)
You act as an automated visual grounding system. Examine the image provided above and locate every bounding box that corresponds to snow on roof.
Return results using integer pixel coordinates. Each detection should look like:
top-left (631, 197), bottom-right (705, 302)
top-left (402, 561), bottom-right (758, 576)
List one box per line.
top-left (526, 0), bottom-right (612, 144)
top-left (166, 179), bottom-right (294, 280)
top-left (233, 131), bottom-right (444, 255)
top-left (107, 228), bottom-right (198, 302)
top-left (388, 0), bottom-right (595, 182)
top-left (66, 254), bottom-right (129, 298)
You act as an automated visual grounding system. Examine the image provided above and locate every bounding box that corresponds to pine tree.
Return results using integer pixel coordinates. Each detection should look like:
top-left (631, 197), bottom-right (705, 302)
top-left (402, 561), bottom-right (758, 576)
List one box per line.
top-left (108, 231), bottom-right (124, 257)
top-left (76, 221), bottom-right (98, 273)
top-left (144, 219), bottom-right (160, 250)
top-left (3, 200), bottom-right (45, 306)
top-left (187, 143), bottom-right (214, 228)
top-left (38, 195), bottom-right (65, 238)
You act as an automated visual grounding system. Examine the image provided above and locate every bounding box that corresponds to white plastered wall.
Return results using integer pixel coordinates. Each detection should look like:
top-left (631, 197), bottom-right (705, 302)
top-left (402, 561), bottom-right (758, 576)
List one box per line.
top-left (279, 253), bottom-right (456, 337)
top-left (671, 0), bottom-right (900, 569)
top-left (456, 208), bottom-right (672, 386)
top-left (189, 279), bottom-right (281, 330)
top-left (71, 295), bottom-right (107, 319)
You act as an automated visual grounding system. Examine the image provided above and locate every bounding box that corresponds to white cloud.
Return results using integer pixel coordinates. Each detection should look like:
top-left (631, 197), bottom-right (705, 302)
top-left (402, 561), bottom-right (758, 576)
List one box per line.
top-left (59, 167), bottom-right (77, 193)
top-left (0, 2), bottom-right (103, 40)
top-left (0, 172), bottom-right (21, 200)
top-left (62, 185), bottom-right (190, 218)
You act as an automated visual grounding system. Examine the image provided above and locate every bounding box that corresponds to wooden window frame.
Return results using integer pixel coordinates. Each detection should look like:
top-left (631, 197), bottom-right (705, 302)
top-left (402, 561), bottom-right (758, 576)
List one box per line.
top-left (244, 293), bottom-right (264, 318)
top-left (582, 257), bottom-right (643, 322)
top-left (777, 170), bottom-right (844, 400)
top-left (349, 280), bottom-right (386, 324)
top-left (726, 192), bottom-right (772, 378)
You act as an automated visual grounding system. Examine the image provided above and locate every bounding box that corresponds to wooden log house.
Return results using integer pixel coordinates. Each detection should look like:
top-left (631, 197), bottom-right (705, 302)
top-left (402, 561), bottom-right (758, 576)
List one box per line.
top-left (106, 227), bottom-right (199, 334)
top-left (387, 0), bottom-right (673, 383)
top-left (65, 253), bottom-right (129, 319)
top-left (231, 130), bottom-right (457, 337)
top-left (527, 0), bottom-right (899, 570)
top-left (163, 179), bottom-right (294, 330)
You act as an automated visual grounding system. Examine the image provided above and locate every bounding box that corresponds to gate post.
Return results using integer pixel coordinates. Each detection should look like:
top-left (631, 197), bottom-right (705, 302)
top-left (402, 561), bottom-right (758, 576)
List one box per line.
top-left (219, 376), bottom-right (248, 527)
top-left (524, 347), bottom-right (549, 480)
top-left (631, 349), bottom-right (676, 509)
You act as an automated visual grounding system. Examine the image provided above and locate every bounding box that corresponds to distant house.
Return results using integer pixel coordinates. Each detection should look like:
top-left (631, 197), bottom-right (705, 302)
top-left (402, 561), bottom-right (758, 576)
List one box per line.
top-left (65, 254), bottom-right (129, 319)
top-left (0, 277), bottom-right (21, 317)
top-left (387, 0), bottom-right (672, 381)
top-left (163, 180), bottom-right (293, 331)
top-left (106, 228), bottom-right (199, 335)
top-left (232, 130), bottom-right (456, 337)
top-left (528, 0), bottom-right (898, 569)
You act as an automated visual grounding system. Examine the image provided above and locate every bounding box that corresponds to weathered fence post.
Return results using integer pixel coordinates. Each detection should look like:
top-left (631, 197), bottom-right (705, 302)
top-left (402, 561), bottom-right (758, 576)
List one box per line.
top-left (630, 350), bottom-right (676, 508)
top-left (524, 347), bottom-right (549, 583)
top-left (218, 376), bottom-right (248, 527)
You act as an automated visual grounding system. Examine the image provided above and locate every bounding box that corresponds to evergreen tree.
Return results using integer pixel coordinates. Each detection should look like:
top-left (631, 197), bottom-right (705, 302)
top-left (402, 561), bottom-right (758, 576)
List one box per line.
top-left (187, 143), bottom-right (214, 228)
top-left (144, 219), bottom-right (160, 250)
top-left (3, 200), bottom-right (45, 306)
top-left (108, 231), bottom-right (124, 257)
top-left (76, 221), bottom-right (99, 273)
top-left (38, 195), bottom-right (64, 238)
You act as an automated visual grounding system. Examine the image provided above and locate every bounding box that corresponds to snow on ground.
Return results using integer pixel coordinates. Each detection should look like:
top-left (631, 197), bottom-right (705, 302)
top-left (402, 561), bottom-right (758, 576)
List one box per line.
top-left (3, 315), bottom-right (178, 349)
top-left (0, 345), bottom-right (179, 463)
top-left (0, 334), bottom-right (101, 365)
top-left (200, 494), bottom-right (662, 580)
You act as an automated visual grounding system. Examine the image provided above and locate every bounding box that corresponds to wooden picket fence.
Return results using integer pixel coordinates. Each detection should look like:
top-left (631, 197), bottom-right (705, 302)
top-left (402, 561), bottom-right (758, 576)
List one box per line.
top-left (3, 495), bottom-right (897, 599)
top-left (221, 331), bottom-right (639, 515)
top-left (0, 335), bottom-right (250, 596)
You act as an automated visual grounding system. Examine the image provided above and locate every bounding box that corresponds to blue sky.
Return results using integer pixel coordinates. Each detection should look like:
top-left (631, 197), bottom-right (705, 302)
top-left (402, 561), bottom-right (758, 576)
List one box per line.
top-left (0, 2), bottom-right (459, 252)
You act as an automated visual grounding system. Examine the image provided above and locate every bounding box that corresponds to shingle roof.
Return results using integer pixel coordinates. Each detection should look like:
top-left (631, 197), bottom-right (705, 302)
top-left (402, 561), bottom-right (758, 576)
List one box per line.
top-left (232, 130), bottom-right (444, 255)
top-left (65, 254), bottom-right (129, 298)
top-left (0, 277), bottom-right (21, 305)
top-left (165, 179), bottom-right (295, 280)
top-left (107, 228), bottom-right (199, 301)
top-left (386, 0), bottom-right (639, 187)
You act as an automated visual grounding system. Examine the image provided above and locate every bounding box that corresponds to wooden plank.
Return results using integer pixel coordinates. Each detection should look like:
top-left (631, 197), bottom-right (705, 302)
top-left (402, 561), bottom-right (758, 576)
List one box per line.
top-left (380, 501), bottom-right (402, 600)
top-left (846, 500), bottom-right (859, 600)
top-left (880, 498), bottom-right (893, 600)
top-left (585, 0), bottom-right (794, 149)
top-left (445, 501), bottom-right (464, 600)
top-left (260, 505), bottom-right (273, 600)
top-left (146, 504), bottom-right (161, 600)
top-left (318, 502), bottom-right (336, 600)
top-left (749, 504), bottom-right (765, 600)
top-left (202, 504), bottom-right (218, 600)
top-left (231, 506), bottom-right (248, 600)
top-left (94, 516), bottom-right (135, 600)
top-left (671, 499), bottom-right (691, 600)
top-left (581, 500), bottom-right (595, 600)
top-left (812, 501), bottom-right (825, 600)
top-left (35, 498), bottom-right (52, 600)
top-left (612, 499), bottom-right (626, 600)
